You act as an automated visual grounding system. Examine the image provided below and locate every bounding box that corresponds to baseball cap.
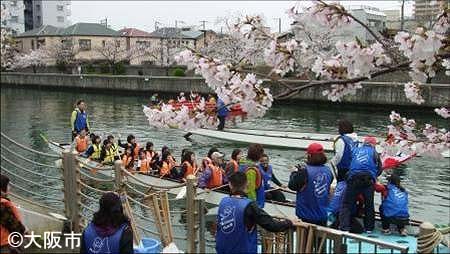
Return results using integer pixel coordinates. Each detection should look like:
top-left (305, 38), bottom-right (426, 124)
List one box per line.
top-left (364, 136), bottom-right (377, 145)
top-left (307, 143), bottom-right (324, 155)
top-left (211, 152), bottom-right (224, 160)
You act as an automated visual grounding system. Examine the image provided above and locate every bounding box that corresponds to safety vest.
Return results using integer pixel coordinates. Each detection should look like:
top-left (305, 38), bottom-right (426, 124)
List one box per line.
top-left (328, 181), bottom-right (347, 216)
top-left (122, 155), bottom-right (133, 169)
top-left (239, 164), bottom-right (263, 206)
top-left (216, 196), bottom-right (257, 254)
top-left (83, 222), bottom-right (127, 254)
top-left (183, 161), bottom-right (196, 178)
top-left (110, 143), bottom-right (119, 157)
top-left (0, 197), bottom-right (22, 246)
top-left (75, 136), bottom-right (88, 153)
top-left (145, 150), bottom-right (155, 162)
top-left (160, 160), bottom-right (174, 177)
top-left (91, 144), bottom-right (101, 160)
top-left (132, 144), bottom-right (140, 158)
top-left (73, 109), bottom-right (88, 133)
top-left (258, 164), bottom-right (273, 191)
top-left (138, 159), bottom-right (150, 174)
top-left (348, 144), bottom-right (378, 181)
top-left (296, 165), bottom-right (333, 223)
top-left (103, 149), bottom-right (115, 163)
top-left (334, 135), bottom-right (355, 171)
top-left (207, 164), bottom-right (223, 188)
top-left (381, 184), bottom-right (409, 218)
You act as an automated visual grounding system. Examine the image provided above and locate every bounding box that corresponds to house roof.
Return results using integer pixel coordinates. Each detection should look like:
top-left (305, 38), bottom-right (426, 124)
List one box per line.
top-left (15, 25), bottom-right (65, 37)
top-left (16, 22), bottom-right (120, 38)
top-left (62, 23), bottom-right (120, 36)
top-left (118, 28), bottom-right (153, 37)
top-left (149, 27), bottom-right (204, 39)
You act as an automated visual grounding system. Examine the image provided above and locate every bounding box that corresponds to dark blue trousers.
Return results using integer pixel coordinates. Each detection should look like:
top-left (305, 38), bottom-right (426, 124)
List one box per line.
top-left (339, 177), bottom-right (375, 232)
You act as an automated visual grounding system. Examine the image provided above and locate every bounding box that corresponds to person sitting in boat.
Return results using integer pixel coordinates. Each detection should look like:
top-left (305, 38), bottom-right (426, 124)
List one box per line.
top-left (198, 152), bottom-right (225, 189)
top-left (119, 135), bottom-right (140, 158)
top-left (159, 150), bottom-right (176, 178)
top-left (225, 149), bottom-right (242, 178)
top-left (81, 134), bottom-right (101, 161)
top-left (73, 129), bottom-right (89, 154)
top-left (216, 98), bottom-right (230, 131)
top-left (107, 135), bottom-right (120, 160)
top-left (339, 136), bottom-right (382, 233)
top-left (201, 147), bottom-right (220, 172)
top-left (71, 99), bottom-right (90, 141)
top-left (136, 149), bottom-right (150, 174)
top-left (80, 192), bottom-right (133, 254)
top-left (144, 142), bottom-right (158, 168)
top-left (121, 145), bottom-right (135, 171)
top-left (181, 150), bottom-right (197, 179)
top-left (1, 174), bottom-right (27, 253)
top-left (379, 174), bottom-right (409, 236)
top-left (215, 172), bottom-right (294, 254)
top-left (332, 119), bottom-right (358, 182)
top-left (239, 144), bottom-right (265, 208)
top-left (100, 140), bottom-right (115, 165)
top-left (259, 154), bottom-right (287, 203)
top-left (288, 143), bottom-right (333, 226)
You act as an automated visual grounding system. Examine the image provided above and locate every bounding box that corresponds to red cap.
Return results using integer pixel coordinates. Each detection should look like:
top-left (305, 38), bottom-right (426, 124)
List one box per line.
top-left (307, 143), bottom-right (324, 154)
top-left (364, 136), bottom-right (377, 145)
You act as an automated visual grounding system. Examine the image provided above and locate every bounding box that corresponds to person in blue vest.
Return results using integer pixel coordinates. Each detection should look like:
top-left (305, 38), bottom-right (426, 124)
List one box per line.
top-left (259, 154), bottom-right (287, 203)
top-left (216, 172), bottom-right (294, 254)
top-left (339, 136), bottom-right (382, 233)
top-left (216, 98), bottom-right (229, 131)
top-left (288, 143), bottom-right (333, 226)
top-left (379, 174), bottom-right (409, 236)
top-left (332, 119), bottom-right (358, 182)
top-left (71, 100), bottom-right (90, 141)
top-left (80, 192), bottom-right (133, 254)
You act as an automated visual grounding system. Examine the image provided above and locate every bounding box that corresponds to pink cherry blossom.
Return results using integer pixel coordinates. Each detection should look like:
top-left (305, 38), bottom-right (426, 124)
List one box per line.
top-left (404, 82), bottom-right (425, 104)
top-left (434, 107), bottom-right (450, 119)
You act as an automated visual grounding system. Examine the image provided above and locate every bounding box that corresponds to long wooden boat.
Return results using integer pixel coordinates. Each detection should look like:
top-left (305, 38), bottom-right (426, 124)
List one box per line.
top-left (186, 128), bottom-right (450, 158)
top-left (47, 140), bottom-right (450, 253)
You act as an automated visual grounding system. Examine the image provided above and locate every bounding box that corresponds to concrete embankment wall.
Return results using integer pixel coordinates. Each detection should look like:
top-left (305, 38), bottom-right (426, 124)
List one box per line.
top-left (1, 72), bottom-right (449, 107)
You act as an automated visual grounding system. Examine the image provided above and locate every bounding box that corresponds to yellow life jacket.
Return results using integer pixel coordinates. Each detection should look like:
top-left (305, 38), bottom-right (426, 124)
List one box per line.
top-left (103, 149), bottom-right (115, 163)
top-left (110, 143), bottom-right (119, 156)
top-left (91, 144), bottom-right (101, 160)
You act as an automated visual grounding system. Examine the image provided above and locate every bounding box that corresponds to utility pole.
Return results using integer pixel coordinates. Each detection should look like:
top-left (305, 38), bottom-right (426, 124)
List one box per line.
top-left (199, 20), bottom-right (208, 30)
top-left (154, 20), bottom-right (161, 31)
top-left (273, 18), bottom-right (281, 34)
top-left (100, 18), bottom-right (108, 28)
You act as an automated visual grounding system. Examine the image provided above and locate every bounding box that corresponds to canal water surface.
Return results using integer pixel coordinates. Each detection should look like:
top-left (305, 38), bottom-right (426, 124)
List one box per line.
top-left (1, 87), bottom-right (449, 228)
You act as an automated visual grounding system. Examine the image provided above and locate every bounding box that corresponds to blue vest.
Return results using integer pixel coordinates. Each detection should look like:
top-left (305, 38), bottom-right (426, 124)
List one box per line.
top-left (336, 135), bottom-right (354, 170)
top-left (382, 184), bottom-right (409, 218)
top-left (74, 109), bottom-right (88, 132)
top-left (83, 222), bottom-right (127, 254)
top-left (216, 99), bottom-right (230, 117)
top-left (348, 144), bottom-right (378, 181)
top-left (258, 164), bottom-right (273, 190)
top-left (296, 165), bottom-right (332, 223)
top-left (328, 181), bottom-right (347, 216)
top-left (216, 196), bottom-right (257, 254)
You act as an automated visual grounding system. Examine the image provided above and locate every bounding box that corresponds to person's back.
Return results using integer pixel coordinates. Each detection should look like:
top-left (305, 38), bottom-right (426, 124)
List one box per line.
top-left (382, 183), bottom-right (409, 218)
top-left (216, 172), bottom-right (293, 254)
top-left (348, 143), bottom-right (378, 181)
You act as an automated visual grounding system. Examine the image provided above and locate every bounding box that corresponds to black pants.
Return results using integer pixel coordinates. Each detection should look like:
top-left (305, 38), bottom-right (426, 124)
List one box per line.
top-left (217, 115), bottom-right (226, 130)
top-left (339, 174), bottom-right (375, 231)
top-left (379, 206), bottom-right (409, 231)
top-left (265, 188), bottom-right (287, 203)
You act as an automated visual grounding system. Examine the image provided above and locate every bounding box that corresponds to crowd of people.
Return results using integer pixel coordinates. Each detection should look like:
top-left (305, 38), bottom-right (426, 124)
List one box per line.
top-left (0, 100), bottom-right (412, 253)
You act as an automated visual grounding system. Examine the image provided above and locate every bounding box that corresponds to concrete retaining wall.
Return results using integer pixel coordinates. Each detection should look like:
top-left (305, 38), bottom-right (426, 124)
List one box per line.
top-left (1, 72), bottom-right (449, 107)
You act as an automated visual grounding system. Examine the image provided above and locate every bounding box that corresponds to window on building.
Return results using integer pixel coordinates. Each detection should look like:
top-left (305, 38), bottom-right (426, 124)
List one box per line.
top-left (79, 39), bottom-right (91, 51)
top-left (136, 40), bottom-right (151, 48)
top-left (57, 16), bottom-right (64, 23)
top-left (115, 40), bottom-right (120, 48)
top-left (11, 16), bottom-right (19, 23)
top-left (11, 0), bottom-right (17, 6)
top-left (57, 5), bottom-right (64, 11)
top-left (36, 15), bottom-right (41, 23)
top-left (61, 39), bottom-right (73, 49)
top-left (35, 4), bottom-right (40, 10)
top-left (31, 40), bottom-right (35, 50)
top-left (37, 39), bottom-right (45, 49)
top-left (102, 40), bottom-right (106, 47)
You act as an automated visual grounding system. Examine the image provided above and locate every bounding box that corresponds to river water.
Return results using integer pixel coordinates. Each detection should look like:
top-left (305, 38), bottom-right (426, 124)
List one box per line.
top-left (1, 87), bottom-right (449, 225)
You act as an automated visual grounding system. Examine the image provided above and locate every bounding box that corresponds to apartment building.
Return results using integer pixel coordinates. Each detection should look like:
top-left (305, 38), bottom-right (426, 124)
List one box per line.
top-left (24, 0), bottom-right (71, 31)
top-left (2, 0), bottom-right (25, 35)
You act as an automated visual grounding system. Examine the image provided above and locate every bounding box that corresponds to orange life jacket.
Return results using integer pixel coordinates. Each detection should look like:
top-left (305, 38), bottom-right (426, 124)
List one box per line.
top-left (138, 159), bottom-right (150, 174)
top-left (0, 197), bottom-right (22, 246)
top-left (207, 164), bottom-right (223, 188)
top-left (230, 159), bottom-right (239, 173)
top-left (133, 143), bottom-right (140, 158)
top-left (183, 161), bottom-right (197, 178)
top-left (122, 155), bottom-right (133, 169)
top-left (75, 136), bottom-right (88, 153)
top-left (160, 160), bottom-right (174, 177)
top-left (145, 150), bottom-right (155, 162)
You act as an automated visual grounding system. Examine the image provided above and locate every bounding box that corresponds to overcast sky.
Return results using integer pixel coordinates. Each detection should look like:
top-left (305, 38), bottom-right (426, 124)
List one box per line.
top-left (70, 1), bottom-right (414, 32)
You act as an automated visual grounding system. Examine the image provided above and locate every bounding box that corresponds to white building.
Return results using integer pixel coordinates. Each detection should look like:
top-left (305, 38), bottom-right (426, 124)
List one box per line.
top-left (384, 9), bottom-right (401, 21)
top-left (24, 0), bottom-right (71, 31)
top-left (2, 0), bottom-right (25, 35)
